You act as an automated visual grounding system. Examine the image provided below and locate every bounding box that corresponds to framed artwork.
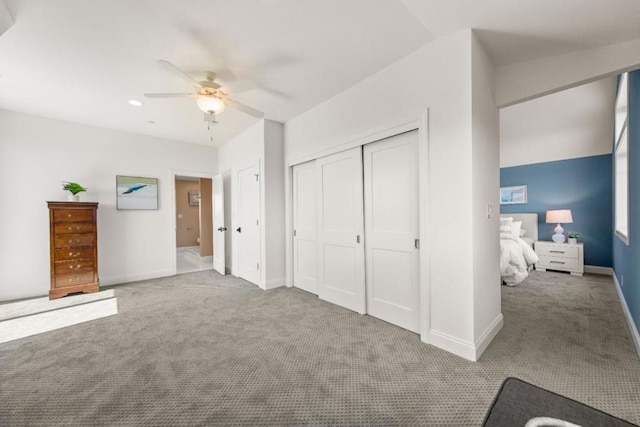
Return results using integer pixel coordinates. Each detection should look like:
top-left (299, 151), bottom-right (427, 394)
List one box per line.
top-left (116, 176), bottom-right (159, 210)
top-left (500, 185), bottom-right (527, 205)
top-left (188, 190), bottom-right (200, 206)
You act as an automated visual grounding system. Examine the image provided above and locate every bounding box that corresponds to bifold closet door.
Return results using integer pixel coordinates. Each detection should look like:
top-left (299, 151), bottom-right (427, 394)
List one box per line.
top-left (317, 147), bottom-right (366, 313)
top-left (293, 161), bottom-right (318, 294)
top-left (363, 131), bottom-right (420, 333)
top-left (237, 164), bottom-right (261, 285)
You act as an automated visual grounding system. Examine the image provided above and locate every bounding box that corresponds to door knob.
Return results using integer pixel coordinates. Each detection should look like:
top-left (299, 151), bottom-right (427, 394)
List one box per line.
top-left (236, 227), bottom-right (242, 233)
top-left (218, 227), bottom-right (227, 232)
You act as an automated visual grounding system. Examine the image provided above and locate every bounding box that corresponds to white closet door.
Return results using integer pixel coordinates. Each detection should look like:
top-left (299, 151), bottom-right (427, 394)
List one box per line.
top-left (237, 164), bottom-right (261, 285)
top-left (364, 131), bottom-right (420, 333)
top-left (293, 161), bottom-right (318, 294)
top-left (212, 174), bottom-right (226, 275)
top-left (317, 147), bottom-right (365, 313)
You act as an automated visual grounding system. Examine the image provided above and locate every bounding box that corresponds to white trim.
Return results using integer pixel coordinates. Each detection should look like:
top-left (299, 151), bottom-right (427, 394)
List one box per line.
top-left (612, 272), bottom-right (640, 359)
top-left (418, 109), bottom-right (431, 342)
top-left (474, 313), bottom-right (504, 360)
top-left (170, 169), bottom-right (215, 276)
top-left (265, 278), bottom-right (285, 290)
top-left (584, 265), bottom-right (613, 276)
top-left (428, 329), bottom-right (477, 361)
top-left (100, 269), bottom-right (175, 286)
top-left (427, 313), bottom-right (503, 362)
top-left (287, 113), bottom-right (421, 167)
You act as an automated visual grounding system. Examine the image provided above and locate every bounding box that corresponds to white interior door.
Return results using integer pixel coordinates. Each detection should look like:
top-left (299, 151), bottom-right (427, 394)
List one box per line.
top-left (212, 174), bottom-right (226, 275)
top-left (364, 131), bottom-right (420, 333)
top-left (317, 147), bottom-right (365, 313)
top-left (293, 161), bottom-right (318, 294)
top-left (237, 164), bottom-right (261, 285)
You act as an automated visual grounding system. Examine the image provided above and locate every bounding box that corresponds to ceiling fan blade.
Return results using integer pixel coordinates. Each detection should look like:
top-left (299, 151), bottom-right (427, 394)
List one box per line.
top-left (227, 99), bottom-right (265, 118)
top-left (144, 93), bottom-right (196, 98)
top-left (156, 60), bottom-right (202, 88)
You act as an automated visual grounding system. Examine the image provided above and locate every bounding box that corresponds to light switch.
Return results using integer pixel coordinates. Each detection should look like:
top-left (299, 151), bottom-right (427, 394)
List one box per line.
top-left (486, 204), bottom-right (492, 219)
top-left (177, 213), bottom-right (183, 219)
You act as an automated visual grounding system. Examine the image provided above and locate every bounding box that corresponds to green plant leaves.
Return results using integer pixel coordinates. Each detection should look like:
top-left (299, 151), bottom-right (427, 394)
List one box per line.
top-left (61, 181), bottom-right (87, 195)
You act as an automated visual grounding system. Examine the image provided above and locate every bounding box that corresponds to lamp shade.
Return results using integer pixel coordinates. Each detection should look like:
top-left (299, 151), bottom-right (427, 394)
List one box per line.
top-left (196, 96), bottom-right (226, 114)
top-left (546, 209), bottom-right (573, 224)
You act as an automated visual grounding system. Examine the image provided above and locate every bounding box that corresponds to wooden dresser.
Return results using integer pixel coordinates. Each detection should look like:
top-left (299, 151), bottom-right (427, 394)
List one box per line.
top-left (48, 201), bottom-right (99, 299)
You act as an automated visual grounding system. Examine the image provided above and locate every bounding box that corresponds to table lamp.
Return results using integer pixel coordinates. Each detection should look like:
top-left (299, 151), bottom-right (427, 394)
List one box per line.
top-left (546, 209), bottom-right (573, 243)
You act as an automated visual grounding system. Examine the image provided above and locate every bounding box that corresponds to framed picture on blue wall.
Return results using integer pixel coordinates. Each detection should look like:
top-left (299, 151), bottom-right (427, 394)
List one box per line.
top-left (500, 185), bottom-right (527, 205)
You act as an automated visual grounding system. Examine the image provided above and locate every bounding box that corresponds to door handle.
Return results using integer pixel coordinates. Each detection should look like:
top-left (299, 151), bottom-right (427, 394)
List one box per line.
top-left (236, 227), bottom-right (242, 233)
top-left (218, 227), bottom-right (227, 232)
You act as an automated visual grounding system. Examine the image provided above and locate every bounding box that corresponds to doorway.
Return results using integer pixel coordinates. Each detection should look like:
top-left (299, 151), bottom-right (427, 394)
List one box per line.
top-left (175, 175), bottom-right (214, 274)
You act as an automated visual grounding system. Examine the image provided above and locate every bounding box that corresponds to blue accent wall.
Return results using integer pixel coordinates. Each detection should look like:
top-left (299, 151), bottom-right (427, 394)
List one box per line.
top-left (500, 154), bottom-right (613, 267)
top-left (613, 69), bottom-right (640, 334)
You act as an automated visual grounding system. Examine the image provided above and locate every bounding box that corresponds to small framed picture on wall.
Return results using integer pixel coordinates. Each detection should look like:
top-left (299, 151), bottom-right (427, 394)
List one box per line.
top-left (188, 190), bottom-right (200, 206)
top-left (116, 175), bottom-right (159, 210)
top-left (500, 185), bottom-right (527, 205)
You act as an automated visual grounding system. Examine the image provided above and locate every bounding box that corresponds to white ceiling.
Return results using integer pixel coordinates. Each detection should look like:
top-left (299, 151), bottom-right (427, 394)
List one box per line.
top-left (0, 0), bottom-right (639, 146)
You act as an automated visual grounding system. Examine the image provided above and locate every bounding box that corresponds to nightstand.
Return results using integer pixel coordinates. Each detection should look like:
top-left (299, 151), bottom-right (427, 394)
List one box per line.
top-left (534, 241), bottom-right (584, 276)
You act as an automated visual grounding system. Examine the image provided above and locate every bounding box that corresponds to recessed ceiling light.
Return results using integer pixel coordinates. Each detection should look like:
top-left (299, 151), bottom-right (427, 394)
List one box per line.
top-left (129, 99), bottom-right (143, 107)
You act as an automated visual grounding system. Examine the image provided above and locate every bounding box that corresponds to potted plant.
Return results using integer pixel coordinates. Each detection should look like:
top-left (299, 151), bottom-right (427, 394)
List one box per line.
top-left (567, 232), bottom-right (580, 244)
top-left (62, 181), bottom-right (87, 202)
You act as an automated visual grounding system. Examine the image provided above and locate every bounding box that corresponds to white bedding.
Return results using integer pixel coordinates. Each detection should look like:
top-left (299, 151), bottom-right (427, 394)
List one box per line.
top-left (500, 234), bottom-right (539, 286)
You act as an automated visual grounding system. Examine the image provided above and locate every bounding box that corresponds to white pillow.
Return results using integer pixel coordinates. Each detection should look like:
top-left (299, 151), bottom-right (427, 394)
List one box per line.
top-left (510, 221), bottom-right (522, 239)
top-left (500, 217), bottom-right (513, 234)
top-left (520, 228), bottom-right (527, 238)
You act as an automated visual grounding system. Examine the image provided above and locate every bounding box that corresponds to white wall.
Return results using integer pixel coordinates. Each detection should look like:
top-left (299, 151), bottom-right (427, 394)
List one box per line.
top-left (263, 121), bottom-right (286, 287)
top-left (471, 36), bottom-right (502, 348)
top-left (0, 109), bottom-right (218, 301)
top-left (285, 30), bottom-right (499, 360)
top-left (0, 0), bottom-right (13, 36)
top-left (500, 78), bottom-right (616, 168)
top-left (496, 38), bottom-right (640, 108)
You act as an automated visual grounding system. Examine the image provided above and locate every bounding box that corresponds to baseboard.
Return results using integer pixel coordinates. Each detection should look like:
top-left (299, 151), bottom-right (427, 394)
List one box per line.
top-left (429, 329), bottom-right (477, 361)
top-left (100, 269), bottom-right (174, 286)
top-left (584, 265), bottom-right (613, 276)
top-left (428, 313), bottom-right (503, 362)
top-left (612, 272), bottom-right (640, 359)
top-left (475, 313), bottom-right (504, 360)
top-left (265, 278), bottom-right (285, 290)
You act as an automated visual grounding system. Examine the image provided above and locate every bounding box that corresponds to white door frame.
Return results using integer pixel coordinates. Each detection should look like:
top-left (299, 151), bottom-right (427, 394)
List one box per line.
top-left (170, 169), bottom-right (215, 276)
top-left (284, 111), bottom-right (431, 342)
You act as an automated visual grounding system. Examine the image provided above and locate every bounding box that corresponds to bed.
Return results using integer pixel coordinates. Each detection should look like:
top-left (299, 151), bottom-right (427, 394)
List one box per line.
top-left (500, 214), bottom-right (540, 286)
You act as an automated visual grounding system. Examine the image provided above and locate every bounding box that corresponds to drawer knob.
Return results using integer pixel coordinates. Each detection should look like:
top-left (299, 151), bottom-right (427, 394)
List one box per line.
top-left (68, 252), bottom-right (73, 256)
top-left (67, 214), bottom-right (72, 218)
top-left (68, 227), bottom-right (73, 231)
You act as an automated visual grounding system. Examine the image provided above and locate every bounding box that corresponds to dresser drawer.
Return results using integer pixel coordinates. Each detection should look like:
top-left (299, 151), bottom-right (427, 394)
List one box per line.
top-left (54, 259), bottom-right (95, 275)
top-left (535, 244), bottom-right (579, 259)
top-left (54, 247), bottom-right (94, 261)
top-left (54, 272), bottom-right (95, 288)
top-left (53, 209), bottom-right (94, 223)
top-left (537, 255), bottom-right (580, 271)
top-left (54, 222), bottom-right (94, 235)
top-left (54, 233), bottom-right (94, 248)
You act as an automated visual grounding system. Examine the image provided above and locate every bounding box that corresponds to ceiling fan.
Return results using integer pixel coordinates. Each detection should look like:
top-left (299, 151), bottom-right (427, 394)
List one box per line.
top-left (144, 60), bottom-right (265, 121)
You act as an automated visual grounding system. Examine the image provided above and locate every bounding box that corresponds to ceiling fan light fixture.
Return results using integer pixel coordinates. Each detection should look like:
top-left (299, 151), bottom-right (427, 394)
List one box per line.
top-left (196, 96), bottom-right (226, 115)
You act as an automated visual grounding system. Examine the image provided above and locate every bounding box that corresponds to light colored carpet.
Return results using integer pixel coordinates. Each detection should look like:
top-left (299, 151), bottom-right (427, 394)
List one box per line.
top-left (0, 270), bottom-right (639, 426)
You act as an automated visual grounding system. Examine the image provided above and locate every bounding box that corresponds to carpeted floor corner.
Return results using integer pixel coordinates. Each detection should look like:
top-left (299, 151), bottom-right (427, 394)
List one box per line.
top-left (0, 270), bottom-right (639, 426)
